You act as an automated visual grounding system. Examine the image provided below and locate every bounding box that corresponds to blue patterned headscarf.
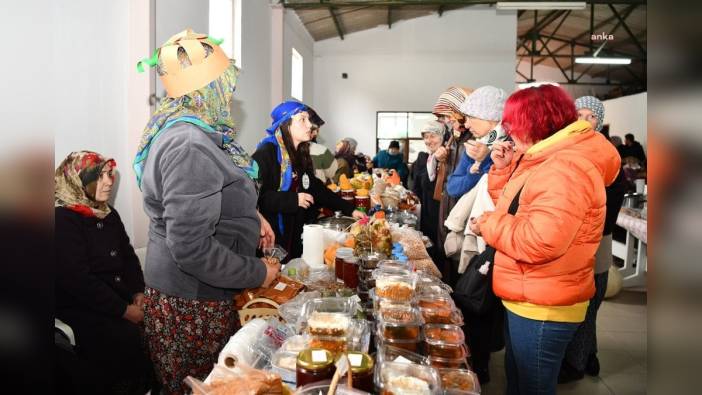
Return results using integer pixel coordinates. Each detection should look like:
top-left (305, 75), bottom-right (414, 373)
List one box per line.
top-left (258, 100), bottom-right (309, 234)
top-left (258, 100), bottom-right (308, 192)
top-left (134, 61), bottom-right (258, 188)
top-left (575, 96), bottom-right (605, 132)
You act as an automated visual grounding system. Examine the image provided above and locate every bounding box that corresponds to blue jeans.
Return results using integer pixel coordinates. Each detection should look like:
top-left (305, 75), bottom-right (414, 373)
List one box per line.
top-left (505, 309), bottom-right (580, 395)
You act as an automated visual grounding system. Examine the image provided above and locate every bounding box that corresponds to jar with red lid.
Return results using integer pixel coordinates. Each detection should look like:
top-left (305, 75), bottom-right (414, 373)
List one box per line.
top-left (341, 189), bottom-right (355, 202)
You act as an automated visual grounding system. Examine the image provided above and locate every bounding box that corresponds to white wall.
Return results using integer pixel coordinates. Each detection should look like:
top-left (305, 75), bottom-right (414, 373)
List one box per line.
top-left (313, 7), bottom-right (517, 155)
top-left (53, 0), bottom-right (136, 240)
top-left (231, 0), bottom-right (274, 152)
top-left (283, 9), bottom-right (315, 105)
top-left (604, 92), bottom-right (647, 149)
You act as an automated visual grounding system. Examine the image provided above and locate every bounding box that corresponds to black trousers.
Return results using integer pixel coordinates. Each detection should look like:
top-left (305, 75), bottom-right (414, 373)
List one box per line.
top-left (57, 310), bottom-right (154, 394)
top-left (462, 302), bottom-right (505, 373)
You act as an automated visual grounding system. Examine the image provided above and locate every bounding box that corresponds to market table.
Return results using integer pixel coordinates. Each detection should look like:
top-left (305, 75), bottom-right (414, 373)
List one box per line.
top-left (612, 208), bottom-right (647, 288)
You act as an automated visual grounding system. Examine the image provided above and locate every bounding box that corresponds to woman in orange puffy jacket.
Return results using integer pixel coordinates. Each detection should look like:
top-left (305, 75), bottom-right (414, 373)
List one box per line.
top-left (469, 85), bottom-right (620, 395)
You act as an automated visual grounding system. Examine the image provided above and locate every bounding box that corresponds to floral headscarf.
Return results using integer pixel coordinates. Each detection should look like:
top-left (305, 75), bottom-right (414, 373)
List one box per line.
top-left (134, 61), bottom-right (258, 188)
top-left (55, 151), bottom-right (116, 218)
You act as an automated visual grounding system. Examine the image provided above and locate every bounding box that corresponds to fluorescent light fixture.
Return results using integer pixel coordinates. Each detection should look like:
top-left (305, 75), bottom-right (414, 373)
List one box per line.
top-left (575, 57), bottom-right (632, 65)
top-left (496, 2), bottom-right (586, 10)
top-left (518, 81), bottom-right (560, 89)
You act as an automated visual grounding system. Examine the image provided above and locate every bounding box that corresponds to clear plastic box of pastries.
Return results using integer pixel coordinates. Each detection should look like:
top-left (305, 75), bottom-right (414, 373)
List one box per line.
top-left (375, 361), bottom-right (441, 395)
top-left (373, 272), bottom-right (417, 303)
top-left (439, 368), bottom-right (481, 394)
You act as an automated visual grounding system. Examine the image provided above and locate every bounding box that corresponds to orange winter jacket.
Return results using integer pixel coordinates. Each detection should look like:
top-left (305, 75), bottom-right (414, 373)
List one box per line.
top-left (479, 120), bottom-right (621, 308)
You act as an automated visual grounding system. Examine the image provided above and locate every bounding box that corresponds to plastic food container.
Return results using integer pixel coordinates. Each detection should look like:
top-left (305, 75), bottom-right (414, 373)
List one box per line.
top-left (300, 297), bottom-right (356, 322)
top-left (358, 267), bottom-right (376, 283)
top-left (294, 380), bottom-right (371, 395)
top-left (376, 345), bottom-right (430, 366)
top-left (370, 288), bottom-right (416, 312)
top-left (439, 368), bottom-right (481, 394)
top-left (306, 312), bottom-right (351, 337)
top-left (271, 350), bottom-right (298, 385)
top-left (428, 355), bottom-right (470, 369)
top-left (280, 334), bottom-right (310, 353)
top-left (360, 252), bottom-right (386, 270)
top-left (424, 324), bottom-right (467, 359)
top-left (377, 336), bottom-right (423, 354)
top-left (347, 319), bottom-right (371, 353)
top-left (309, 335), bottom-right (348, 355)
top-left (374, 273), bottom-right (416, 302)
top-left (375, 361), bottom-right (441, 395)
top-left (418, 296), bottom-right (463, 325)
top-left (377, 259), bottom-right (414, 274)
top-left (377, 305), bottom-right (424, 341)
top-left (416, 275), bottom-right (452, 296)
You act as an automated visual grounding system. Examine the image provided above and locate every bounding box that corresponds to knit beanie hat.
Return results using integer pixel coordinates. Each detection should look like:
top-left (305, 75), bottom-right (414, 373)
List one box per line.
top-left (574, 96), bottom-right (605, 132)
top-left (343, 137), bottom-right (358, 152)
top-left (432, 87), bottom-right (473, 117)
top-left (421, 120), bottom-right (445, 137)
top-left (459, 85), bottom-right (507, 122)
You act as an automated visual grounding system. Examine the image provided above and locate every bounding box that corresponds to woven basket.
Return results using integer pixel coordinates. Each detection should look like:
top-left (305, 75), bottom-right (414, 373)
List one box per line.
top-left (238, 298), bottom-right (282, 326)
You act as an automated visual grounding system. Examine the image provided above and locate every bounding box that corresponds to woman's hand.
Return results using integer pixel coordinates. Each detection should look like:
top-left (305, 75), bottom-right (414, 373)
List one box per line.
top-left (491, 141), bottom-right (515, 170)
top-left (351, 210), bottom-right (366, 220)
top-left (257, 211), bottom-right (275, 249)
top-left (434, 146), bottom-right (448, 162)
top-left (464, 141), bottom-right (490, 162)
top-left (261, 258), bottom-right (281, 288)
top-left (469, 216), bottom-right (482, 236)
top-left (298, 193), bottom-right (315, 209)
top-left (132, 292), bottom-right (145, 309)
top-left (122, 304), bottom-right (144, 324)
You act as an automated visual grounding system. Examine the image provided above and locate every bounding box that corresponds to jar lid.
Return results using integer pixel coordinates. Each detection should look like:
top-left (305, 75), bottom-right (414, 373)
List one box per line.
top-left (346, 352), bottom-right (374, 374)
top-left (297, 348), bottom-right (334, 370)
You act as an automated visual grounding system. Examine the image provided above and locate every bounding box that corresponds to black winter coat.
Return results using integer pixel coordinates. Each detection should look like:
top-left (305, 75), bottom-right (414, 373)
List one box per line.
top-left (56, 206), bottom-right (144, 319)
top-left (253, 143), bottom-right (355, 261)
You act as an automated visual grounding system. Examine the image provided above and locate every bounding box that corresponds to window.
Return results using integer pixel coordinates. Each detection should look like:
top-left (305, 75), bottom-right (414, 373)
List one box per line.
top-left (291, 47), bottom-right (303, 101)
top-left (209, 0), bottom-right (235, 62)
top-left (376, 111), bottom-right (435, 164)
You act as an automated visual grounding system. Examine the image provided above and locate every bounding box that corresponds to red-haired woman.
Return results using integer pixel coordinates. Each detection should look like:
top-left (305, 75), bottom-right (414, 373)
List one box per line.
top-left (469, 85), bottom-right (621, 394)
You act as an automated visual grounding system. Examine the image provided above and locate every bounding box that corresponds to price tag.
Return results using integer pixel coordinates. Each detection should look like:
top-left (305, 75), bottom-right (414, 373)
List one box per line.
top-left (394, 356), bottom-right (412, 364)
top-left (348, 353), bottom-right (363, 367)
top-left (274, 282), bottom-right (287, 291)
top-left (312, 350), bottom-right (328, 363)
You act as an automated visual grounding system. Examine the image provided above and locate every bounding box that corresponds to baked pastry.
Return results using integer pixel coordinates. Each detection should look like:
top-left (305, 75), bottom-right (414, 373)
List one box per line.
top-left (307, 312), bottom-right (350, 336)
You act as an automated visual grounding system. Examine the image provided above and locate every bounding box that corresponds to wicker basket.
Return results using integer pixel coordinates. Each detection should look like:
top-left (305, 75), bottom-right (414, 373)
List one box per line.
top-left (238, 298), bottom-right (282, 326)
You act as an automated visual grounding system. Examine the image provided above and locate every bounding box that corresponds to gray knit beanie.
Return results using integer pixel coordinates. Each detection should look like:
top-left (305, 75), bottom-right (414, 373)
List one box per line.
top-left (459, 85), bottom-right (507, 122)
top-left (421, 120), bottom-right (445, 137)
top-left (574, 96), bottom-right (605, 132)
top-left (343, 137), bottom-right (358, 152)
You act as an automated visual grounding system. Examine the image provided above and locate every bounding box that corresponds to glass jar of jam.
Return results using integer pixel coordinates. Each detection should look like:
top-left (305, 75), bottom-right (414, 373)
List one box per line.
top-left (341, 189), bottom-right (355, 202)
top-left (342, 256), bottom-right (360, 288)
top-left (296, 348), bottom-right (335, 388)
top-left (345, 352), bottom-right (375, 393)
top-left (355, 196), bottom-right (370, 213)
top-left (335, 247), bottom-right (353, 281)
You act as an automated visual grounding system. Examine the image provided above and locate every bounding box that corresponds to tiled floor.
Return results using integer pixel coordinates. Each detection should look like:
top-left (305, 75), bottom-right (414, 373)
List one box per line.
top-left (481, 290), bottom-right (647, 395)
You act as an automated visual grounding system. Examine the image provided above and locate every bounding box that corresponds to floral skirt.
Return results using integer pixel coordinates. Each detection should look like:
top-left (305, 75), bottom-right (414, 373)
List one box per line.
top-left (144, 287), bottom-right (239, 395)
